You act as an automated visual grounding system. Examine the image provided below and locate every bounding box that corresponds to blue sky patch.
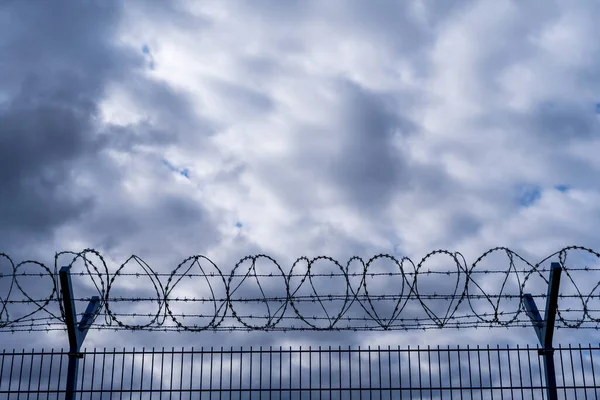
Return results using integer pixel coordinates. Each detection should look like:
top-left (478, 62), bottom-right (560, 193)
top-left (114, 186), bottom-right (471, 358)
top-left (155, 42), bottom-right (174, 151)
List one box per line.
top-left (162, 159), bottom-right (190, 179)
top-left (519, 186), bottom-right (541, 207)
top-left (235, 222), bottom-right (243, 228)
top-left (555, 184), bottom-right (570, 193)
top-left (141, 44), bottom-right (155, 70)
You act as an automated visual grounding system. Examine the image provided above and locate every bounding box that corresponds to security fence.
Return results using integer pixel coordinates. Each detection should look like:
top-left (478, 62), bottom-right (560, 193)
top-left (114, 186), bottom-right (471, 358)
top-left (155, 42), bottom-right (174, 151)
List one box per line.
top-left (3, 246), bottom-right (600, 398)
top-left (1, 344), bottom-right (599, 399)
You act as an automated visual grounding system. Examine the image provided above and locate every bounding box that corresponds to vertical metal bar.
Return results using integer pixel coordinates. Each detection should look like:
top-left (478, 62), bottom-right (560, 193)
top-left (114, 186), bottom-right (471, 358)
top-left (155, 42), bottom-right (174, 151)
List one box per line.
top-left (81, 348), bottom-right (88, 397)
top-left (128, 347), bottom-right (134, 398)
top-left (90, 347), bottom-right (97, 398)
top-left (407, 346), bottom-right (412, 398)
top-left (17, 348), bottom-right (25, 397)
top-left (37, 348), bottom-right (44, 400)
top-left (238, 347), bottom-right (242, 399)
top-left (299, 346), bottom-right (302, 397)
top-left (349, 346), bottom-right (353, 400)
top-left (589, 344), bottom-right (598, 400)
top-left (259, 346), bottom-right (263, 399)
top-left (150, 347), bottom-right (155, 397)
top-left (209, 347), bottom-right (214, 400)
top-left (190, 347), bottom-right (194, 399)
top-left (486, 345), bottom-right (493, 400)
top-left (543, 263), bottom-right (562, 400)
top-left (309, 346), bottom-right (312, 399)
top-left (569, 344), bottom-right (578, 400)
top-left (467, 345), bottom-right (473, 400)
top-left (544, 264), bottom-right (561, 345)
top-left (100, 348), bottom-right (106, 400)
top-left (289, 347), bottom-right (292, 399)
top-left (140, 347), bottom-right (145, 400)
top-left (378, 346), bottom-right (383, 400)
top-left (368, 346), bottom-right (372, 397)
top-left (537, 347), bottom-right (545, 400)
top-left (182, 347), bottom-right (186, 399)
top-left (328, 346), bottom-right (332, 400)
top-left (57, 349), bottom-right (64, 397)
top-left (86, 348), bottom-right (96, 399)
top-left (577, 345), bottom-right (587, 400)
top-left (200, 347), bottom-right (204, 397)
top-left (228, 347), bottom-right (233, 398)
top-left (507, 345), bottom-right (513, 399)
top-left (448, 345), bottom-right (453, 400)
top-left (27, 348), bottom-right (34, 400)
top-left (269, 346), bottom-right (273, 400)
top-left (58, 267), bottom-right (101, 400)
top-left (428, 346), bottom-right (433, 400)
top-left (390, 346), bottom-right (394, 400)
top-left (516, 344), bottom-right (524, 400)
top-left (110, 348), bottom-right (116, 398)
top-left (358, 346), bottom-right (362, 398)
top-left (219, 347), bottom-right (223, 400)
top-left (477, 345), bottom-right (482, 400)
top-left (59, 267), bottom-right (79, 400)
top-left (279, 346), bottom-right (282, 398)
top-left (120, 348), bottom-right (126, 400)
top-left (340, 346), bottom-right (343, 399)
top-left (0, 348), bottom-right (5, 389)
top-left (169, 347), bottom-right (174, 399)
top-left (418, 346), bottom-right (422, 400)
top-left (59, 268), bottom-right (79, 350)
top-left (159, 348), bottom-right (165, 400)
top-left (399, 346), bottom-right (404, 398)
top-left (526, 345), bottom-right (534, 400)
top-left (542, 345), bottom-right (558, 399)
top-left (497, 344), bottom-right (503, 400)
top-left (437, 345), bottom-right (442, 400)
top-left (457, 346), bottom-right (463, 400)
top-left (559, 344), bottom-right (566, 399)
top-left (248, 346), bottom-right (252, 400)
top-left (47, 349), bottom-right (55, 396)
top-left (319, 346), bottom-right (322, 400)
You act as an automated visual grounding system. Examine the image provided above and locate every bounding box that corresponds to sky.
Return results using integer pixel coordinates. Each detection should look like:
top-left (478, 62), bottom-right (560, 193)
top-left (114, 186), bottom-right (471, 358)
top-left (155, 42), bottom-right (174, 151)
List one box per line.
top-left (2, 0), bottom-right (600, 354)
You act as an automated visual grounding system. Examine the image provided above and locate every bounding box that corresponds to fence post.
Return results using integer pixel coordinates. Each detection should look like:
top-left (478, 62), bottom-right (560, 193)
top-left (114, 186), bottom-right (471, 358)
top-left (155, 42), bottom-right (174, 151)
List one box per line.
top-left (524, 262), bottom-right (561, 400)
top-left (59, 266), bottom-right (102, 400)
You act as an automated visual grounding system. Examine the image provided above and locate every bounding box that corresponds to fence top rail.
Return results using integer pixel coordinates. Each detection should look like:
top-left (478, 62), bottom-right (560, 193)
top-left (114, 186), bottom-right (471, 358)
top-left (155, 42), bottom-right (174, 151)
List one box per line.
top-left (3, 343), bottom-right (600, 356)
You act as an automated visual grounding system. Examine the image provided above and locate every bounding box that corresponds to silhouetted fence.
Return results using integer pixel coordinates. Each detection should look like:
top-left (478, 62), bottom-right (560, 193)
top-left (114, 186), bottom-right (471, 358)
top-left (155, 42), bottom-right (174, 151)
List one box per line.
top-left (1, 345), bottom-right (599, 399)
top-left (3, 246), bottom-right (600, 332)
top-left (3, 246), bottom-right (600, 398)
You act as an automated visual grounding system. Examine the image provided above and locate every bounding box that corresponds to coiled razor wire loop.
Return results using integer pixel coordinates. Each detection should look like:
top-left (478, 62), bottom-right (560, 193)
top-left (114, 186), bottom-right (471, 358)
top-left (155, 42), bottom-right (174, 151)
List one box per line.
top-left (1, 246), bottom-right (600, 332)
top-left (164, 255), bottom-right (228, 332)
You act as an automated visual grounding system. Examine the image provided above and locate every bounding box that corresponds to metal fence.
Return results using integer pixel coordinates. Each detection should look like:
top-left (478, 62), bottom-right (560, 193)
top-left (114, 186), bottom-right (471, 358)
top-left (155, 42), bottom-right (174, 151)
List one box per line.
top-left (1, 344), bottom-right (599, 399)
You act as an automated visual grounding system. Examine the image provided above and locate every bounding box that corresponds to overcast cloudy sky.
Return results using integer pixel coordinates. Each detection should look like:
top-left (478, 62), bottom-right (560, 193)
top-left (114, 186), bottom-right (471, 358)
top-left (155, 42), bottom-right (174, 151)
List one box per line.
top-left (2, 0), bottom-right (600, 352)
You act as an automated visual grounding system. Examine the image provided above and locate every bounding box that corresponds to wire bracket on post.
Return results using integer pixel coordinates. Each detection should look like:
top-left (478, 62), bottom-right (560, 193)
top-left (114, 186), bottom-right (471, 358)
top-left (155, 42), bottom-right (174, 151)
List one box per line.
top-left (523, 262), bottom-right (562, 400)
top-left (59, 266), bottom-right (102, 400)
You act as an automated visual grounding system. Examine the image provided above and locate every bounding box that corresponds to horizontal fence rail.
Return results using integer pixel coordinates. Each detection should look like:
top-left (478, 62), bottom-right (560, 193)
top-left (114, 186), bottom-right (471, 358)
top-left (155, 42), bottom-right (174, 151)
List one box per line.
top-left (2, 246), bottom-right (600, 332)
top-left (1, 345), bottom-right (599, 399)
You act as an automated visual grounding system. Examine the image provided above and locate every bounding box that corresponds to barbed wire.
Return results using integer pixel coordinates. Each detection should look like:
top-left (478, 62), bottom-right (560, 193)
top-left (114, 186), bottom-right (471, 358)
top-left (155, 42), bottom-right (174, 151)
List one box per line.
top-left (1, 246), bottom-right (600, 333)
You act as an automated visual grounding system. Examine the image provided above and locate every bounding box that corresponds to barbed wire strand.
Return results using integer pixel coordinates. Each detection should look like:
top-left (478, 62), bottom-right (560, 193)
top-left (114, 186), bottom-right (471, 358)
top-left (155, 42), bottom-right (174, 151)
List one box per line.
top-left (1, 246), bottom-right (600, 332)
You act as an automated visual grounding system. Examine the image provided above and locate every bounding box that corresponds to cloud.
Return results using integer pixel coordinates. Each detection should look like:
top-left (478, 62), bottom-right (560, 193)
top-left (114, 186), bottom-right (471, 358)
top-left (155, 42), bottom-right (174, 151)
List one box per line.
top-left (2, 0), bottom-right (600, 357)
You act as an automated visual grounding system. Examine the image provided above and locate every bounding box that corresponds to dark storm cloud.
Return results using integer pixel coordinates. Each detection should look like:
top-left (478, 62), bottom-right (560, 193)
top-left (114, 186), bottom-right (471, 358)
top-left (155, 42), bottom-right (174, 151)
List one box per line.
top-left (0, 0), bottom-right (211, 258)
top-left (0, 0), bottom-right (133, 248)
